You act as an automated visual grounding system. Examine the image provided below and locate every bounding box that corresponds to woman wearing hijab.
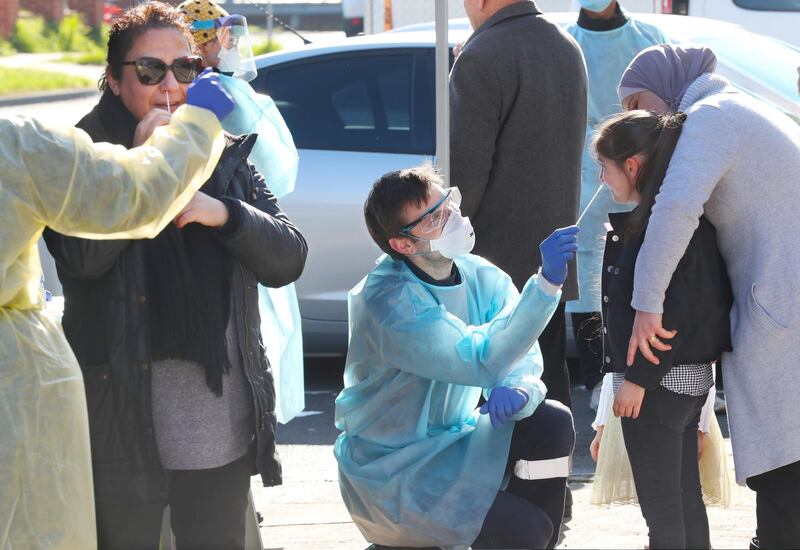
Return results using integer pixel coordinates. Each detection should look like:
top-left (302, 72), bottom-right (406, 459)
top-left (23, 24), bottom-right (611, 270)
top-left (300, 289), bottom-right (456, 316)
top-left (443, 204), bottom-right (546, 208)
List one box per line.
top-left (616, 44), bottom-right (800, 550)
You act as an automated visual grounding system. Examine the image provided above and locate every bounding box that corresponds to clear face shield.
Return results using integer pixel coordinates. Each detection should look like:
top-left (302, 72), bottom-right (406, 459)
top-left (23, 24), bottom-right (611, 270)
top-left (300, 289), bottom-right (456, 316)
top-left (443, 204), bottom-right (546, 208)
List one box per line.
top-left (193, 14), bottom-right (257, 82)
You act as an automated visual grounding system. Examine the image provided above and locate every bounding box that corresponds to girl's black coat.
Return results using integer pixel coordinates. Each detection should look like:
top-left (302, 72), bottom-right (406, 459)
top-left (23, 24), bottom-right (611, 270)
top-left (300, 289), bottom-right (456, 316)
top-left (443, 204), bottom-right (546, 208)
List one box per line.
top-left (601, 212), bottom-right (733, 389)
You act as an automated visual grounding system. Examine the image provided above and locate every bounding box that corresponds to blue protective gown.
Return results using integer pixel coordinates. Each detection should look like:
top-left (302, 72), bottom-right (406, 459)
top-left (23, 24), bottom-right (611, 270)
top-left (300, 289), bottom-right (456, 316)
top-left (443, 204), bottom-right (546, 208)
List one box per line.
top-left (334, 254), bottom-right (560, 549)
top-left (565, 15), bottom-right (665, 313)
top-left (218, 74), bottom-right (305, 423)
top-left (218, 74), bottom-right (298, 198)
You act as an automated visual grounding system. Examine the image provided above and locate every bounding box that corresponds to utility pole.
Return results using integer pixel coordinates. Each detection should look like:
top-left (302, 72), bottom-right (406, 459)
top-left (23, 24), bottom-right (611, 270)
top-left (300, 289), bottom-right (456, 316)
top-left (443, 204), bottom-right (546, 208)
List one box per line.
top-left (384, 0), bottom-right (392, 31)
top-left (435, 0), bottom-right (449, 185)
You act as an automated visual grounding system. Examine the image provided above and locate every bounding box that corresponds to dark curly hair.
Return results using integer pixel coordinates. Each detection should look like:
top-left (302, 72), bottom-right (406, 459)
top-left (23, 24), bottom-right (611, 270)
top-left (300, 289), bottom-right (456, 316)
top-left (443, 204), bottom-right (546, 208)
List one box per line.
top-left (99, 1), bottom-right (195, 92)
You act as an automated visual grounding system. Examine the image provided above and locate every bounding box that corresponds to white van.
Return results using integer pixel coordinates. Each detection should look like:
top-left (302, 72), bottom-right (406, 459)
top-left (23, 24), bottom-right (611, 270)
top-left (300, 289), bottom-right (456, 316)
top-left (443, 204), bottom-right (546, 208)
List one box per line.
top-left (342, 0), bottom-right (365, 36)
top-left (672, 0), bottom-right (800, 48)
top-left (363, 0), bottom-right (668, 35)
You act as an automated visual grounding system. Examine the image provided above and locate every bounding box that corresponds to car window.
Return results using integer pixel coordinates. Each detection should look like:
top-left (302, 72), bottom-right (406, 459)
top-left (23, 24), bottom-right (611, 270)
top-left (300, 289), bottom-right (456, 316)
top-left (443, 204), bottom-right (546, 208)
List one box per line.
top-left (258, 51), bottom-right (430, 154)
top-left (733, 0), bottom-right (800, 11)
top-left (378, 68), bottom-right (411, 131)
top-left (331, 80), bottom-right (375, 130)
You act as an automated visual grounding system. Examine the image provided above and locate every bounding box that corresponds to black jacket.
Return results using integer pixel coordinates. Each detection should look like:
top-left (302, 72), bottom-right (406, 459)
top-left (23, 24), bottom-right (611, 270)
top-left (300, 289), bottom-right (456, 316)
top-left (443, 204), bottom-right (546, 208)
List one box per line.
top-left (601, 212), bottom-right (732, 390)
top-left (449, 0), bottom-right (587, 298)
top-left (43, 94), bottom-right (307, 502)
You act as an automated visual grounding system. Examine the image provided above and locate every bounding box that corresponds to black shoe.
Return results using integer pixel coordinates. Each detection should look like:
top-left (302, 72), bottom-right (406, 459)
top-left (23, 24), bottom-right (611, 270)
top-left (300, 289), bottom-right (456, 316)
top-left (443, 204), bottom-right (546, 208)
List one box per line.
top-left (750, 537), bottom-right (760, 550)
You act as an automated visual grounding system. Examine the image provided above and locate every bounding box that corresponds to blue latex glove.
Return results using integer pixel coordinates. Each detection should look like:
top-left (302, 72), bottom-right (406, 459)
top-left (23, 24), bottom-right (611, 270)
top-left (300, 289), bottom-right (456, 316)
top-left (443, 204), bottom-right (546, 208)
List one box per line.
top-left (480, 387), bottom-right (529, 429)
top-left (186, 68), bottom-right (235, 122)
top-left (539, 225), bottom-right (580, 286)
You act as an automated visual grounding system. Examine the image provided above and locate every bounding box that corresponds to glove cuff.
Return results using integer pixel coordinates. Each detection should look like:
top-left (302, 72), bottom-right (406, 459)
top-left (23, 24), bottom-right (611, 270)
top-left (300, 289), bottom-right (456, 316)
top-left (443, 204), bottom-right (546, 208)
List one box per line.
top-left (536, 268), bottom-right (563, 294)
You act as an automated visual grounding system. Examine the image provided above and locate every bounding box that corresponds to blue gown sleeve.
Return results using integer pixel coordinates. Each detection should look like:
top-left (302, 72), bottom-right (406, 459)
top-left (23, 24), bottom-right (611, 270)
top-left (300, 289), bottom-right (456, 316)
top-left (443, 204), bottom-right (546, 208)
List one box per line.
top-left (353, 273), bottom-right (560, 388)
top-left (220, 75), bottom-right (298, 199)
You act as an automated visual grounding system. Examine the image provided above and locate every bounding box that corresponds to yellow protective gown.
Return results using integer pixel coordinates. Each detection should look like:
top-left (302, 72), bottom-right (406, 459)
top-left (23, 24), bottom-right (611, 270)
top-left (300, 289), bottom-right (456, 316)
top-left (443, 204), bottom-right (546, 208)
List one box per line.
top-left (0, 106), bottom-right (224, 549)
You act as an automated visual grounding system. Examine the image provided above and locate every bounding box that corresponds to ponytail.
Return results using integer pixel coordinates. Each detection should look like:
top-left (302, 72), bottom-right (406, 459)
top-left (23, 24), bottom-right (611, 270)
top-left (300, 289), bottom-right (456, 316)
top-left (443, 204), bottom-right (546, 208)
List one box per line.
top-left (625, 111), bottom-right (686, 237)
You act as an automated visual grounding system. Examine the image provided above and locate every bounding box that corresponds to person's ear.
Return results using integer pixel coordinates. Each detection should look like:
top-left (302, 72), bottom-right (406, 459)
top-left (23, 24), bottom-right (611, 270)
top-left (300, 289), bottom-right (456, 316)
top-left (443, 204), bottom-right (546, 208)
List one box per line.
top-left (622, 93), bottom-right (637, 111)
top-left (106, 67), bottom-right (120, 95)
top-left (388, 235), bottom-right (416, 257)
top-left (624, 155), bottom-right (643, 183)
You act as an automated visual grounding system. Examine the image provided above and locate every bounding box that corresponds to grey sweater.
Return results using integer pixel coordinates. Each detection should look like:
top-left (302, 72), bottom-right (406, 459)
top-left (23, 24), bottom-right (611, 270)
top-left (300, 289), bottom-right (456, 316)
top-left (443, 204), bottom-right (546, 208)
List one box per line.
top-left (449, 0), bottom-right (587, 297)
top-left (151, 294), bottom-right (254, 470)
top-left (633, 73), bottom-right (800, 481)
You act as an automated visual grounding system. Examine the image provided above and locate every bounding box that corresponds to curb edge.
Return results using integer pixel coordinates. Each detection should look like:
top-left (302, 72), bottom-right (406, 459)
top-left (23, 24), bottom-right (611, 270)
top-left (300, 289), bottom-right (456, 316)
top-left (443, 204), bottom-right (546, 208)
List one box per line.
top-left (0, 88), bottom-right (98, 108)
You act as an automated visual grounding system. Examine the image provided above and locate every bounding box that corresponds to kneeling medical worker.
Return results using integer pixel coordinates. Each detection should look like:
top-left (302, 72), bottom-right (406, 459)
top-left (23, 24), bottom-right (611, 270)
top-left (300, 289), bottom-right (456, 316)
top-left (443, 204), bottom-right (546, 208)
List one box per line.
top-left (334, 166), bottom-right (578, 550)
top-left (0, 70), bottom-right (232, 549)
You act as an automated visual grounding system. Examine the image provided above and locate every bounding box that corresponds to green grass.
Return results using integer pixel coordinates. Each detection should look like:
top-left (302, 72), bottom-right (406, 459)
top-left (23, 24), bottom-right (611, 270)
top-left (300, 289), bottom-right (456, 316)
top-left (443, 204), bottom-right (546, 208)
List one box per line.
top-left (12, 15), bottom-right (51, 53)
top-left (0, 38), bottom-right (15, 57)
top-left (252, 38), bottom-right (283, 56)
top-left (55, 13), bottom-right (99, 52)
top-left (60, 50), bottom-right (106, 65)
top-left (12, 14), bottom-right (107, 54)
top-left (0, 66), bottom-right (93, 95)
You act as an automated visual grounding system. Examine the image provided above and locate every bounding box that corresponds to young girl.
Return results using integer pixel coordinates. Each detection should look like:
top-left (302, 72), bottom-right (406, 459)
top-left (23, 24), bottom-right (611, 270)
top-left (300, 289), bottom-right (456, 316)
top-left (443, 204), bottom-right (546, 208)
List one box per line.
top-left (591, 110), bottom-right (733, 549)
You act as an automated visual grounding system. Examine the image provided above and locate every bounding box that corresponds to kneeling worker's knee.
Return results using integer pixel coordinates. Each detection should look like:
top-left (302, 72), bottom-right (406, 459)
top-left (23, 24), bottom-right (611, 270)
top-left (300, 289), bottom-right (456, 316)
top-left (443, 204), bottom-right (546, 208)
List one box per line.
top-left (537, 399), bottom-right (576, 457)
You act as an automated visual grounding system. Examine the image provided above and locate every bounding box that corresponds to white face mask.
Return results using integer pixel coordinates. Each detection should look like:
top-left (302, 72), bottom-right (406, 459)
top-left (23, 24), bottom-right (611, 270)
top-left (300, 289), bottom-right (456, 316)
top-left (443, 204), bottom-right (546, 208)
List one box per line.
top-left (217, 45), bottom-right (242, 73)
top-left (578, 0), bottom-right (614, 12)
top-left (429, 212), bottom-right (475, 259)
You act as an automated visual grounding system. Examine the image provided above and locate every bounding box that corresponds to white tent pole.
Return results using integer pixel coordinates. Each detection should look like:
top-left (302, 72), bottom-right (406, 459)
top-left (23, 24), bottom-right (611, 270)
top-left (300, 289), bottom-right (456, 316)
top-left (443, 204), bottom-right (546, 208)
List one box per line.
top-left (435, 0), bottom-right (450, 186)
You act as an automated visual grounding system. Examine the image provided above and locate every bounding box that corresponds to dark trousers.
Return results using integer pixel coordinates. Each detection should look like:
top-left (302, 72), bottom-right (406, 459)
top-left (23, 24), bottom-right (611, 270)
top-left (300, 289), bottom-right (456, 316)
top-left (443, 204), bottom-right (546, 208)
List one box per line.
top-left (621, 387), bottom-right (709, 549)
top-left (472, 399), bottom-right (575, 549)
top-left (539, 302), bottom-right (571, 408)
top-left (747, 459), bottom-right (800, 549)
top-left (570, 312), bottom-right (603, 390)
top-left (95, 448), bottom-right (254, 550)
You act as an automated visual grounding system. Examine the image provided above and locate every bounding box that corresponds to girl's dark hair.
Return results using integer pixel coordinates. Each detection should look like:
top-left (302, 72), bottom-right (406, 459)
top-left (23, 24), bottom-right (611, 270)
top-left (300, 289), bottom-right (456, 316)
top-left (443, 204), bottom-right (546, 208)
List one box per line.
top-left (592, 110), bottom-right (687, 239)
top-left (364, 164), bottom-right (442, 259)
top-left (100, 2), bottom-right (195, 92)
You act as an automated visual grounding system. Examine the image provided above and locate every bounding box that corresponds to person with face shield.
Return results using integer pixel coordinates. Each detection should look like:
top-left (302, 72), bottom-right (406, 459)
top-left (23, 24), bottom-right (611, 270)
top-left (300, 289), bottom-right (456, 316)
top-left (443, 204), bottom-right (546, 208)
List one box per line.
top-left (178, 0), bottom-right (298, 197)
top-left (0, 70), bottom-right (232, 548)
top-left (179, 0), bottom-right (305, 424)
top-left (564, 0), bottom-right (665, 411)
top-left (616, 44), bottom-right (800, 550)
top-left (334, 165), bottom-right (578, 550)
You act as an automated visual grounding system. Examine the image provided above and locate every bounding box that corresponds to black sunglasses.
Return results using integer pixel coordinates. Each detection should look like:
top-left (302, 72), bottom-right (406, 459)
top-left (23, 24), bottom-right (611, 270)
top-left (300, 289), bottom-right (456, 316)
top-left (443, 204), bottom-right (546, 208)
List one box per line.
top-left (121, 56), bottom-right (202, 85)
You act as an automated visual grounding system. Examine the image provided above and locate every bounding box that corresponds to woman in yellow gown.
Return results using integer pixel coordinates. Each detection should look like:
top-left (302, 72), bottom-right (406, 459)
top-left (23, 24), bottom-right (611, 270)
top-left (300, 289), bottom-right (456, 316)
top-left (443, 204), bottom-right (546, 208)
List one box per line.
top-left (0, 91), bottom-right (227, 548)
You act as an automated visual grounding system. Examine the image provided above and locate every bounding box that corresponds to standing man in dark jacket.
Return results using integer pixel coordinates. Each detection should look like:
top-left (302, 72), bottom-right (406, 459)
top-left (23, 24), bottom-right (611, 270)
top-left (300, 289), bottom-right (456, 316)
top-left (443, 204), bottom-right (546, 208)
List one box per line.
top-left (450, 0), bottom-right (587, 410)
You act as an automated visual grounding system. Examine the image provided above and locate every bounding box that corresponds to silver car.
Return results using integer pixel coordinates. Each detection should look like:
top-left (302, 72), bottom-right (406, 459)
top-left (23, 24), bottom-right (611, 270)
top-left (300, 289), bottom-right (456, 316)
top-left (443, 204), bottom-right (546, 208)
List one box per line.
top-left (251, 13), bottom-right (800, 356)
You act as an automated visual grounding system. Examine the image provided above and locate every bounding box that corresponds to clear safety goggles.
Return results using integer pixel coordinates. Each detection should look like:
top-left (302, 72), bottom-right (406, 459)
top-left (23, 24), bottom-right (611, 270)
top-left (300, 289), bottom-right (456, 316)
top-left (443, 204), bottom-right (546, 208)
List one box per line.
top-left (400, 187), bottom-right (462, 238)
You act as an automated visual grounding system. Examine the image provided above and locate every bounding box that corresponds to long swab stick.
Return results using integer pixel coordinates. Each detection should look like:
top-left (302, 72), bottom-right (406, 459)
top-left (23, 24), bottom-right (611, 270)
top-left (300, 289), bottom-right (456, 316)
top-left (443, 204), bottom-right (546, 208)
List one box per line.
top-left (576, 185), bottom-right (604, 226)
